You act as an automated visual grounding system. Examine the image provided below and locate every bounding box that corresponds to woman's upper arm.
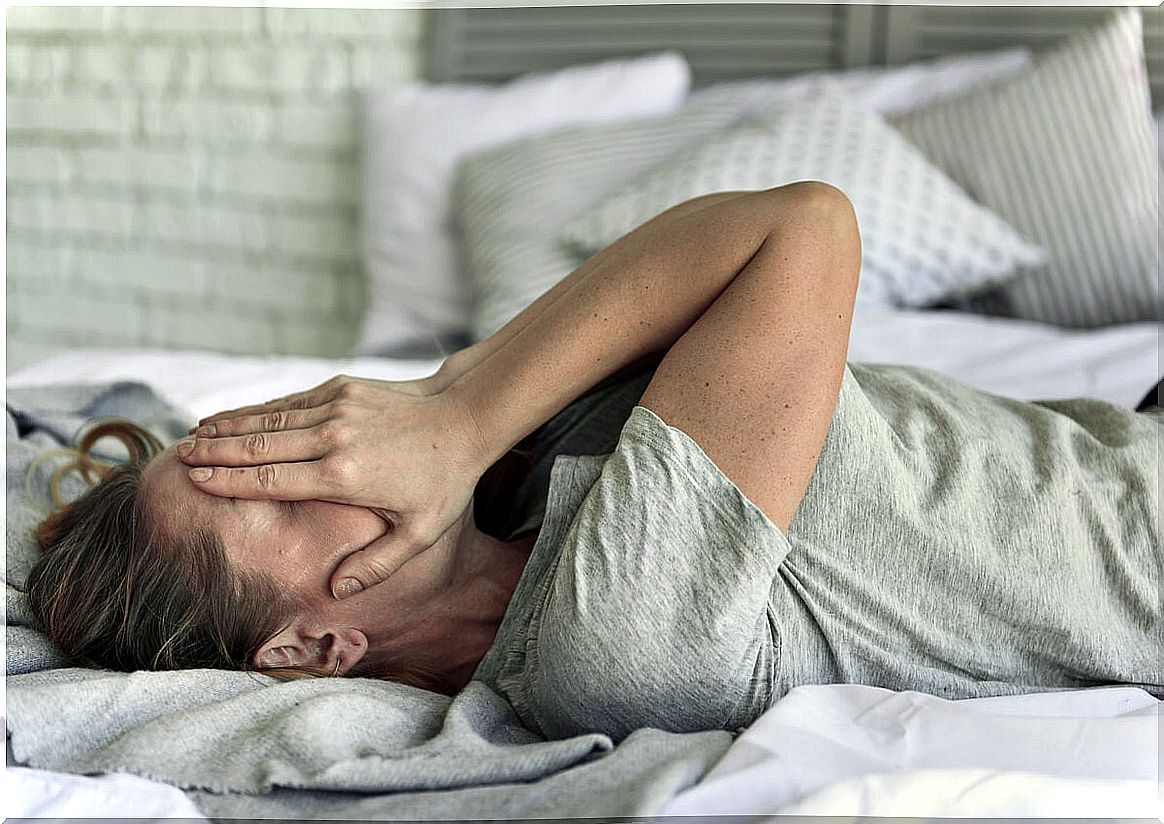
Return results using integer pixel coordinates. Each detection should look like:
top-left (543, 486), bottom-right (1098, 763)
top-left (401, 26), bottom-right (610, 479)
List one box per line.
top-left (638, 184), bottom-right (861, 532)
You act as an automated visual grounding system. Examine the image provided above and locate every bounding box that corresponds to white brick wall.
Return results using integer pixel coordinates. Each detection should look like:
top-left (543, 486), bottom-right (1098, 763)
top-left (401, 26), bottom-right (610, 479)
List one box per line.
top-left (6, 5), bottom-right (424, 373)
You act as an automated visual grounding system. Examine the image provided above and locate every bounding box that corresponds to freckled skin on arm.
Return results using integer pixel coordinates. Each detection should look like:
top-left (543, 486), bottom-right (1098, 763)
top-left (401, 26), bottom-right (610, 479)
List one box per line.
top-left (638, 192), bottom-right (861, 531)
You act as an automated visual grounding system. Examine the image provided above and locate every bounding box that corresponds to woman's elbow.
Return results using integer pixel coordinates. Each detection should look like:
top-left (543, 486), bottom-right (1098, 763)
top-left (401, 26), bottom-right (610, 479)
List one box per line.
top-left (771, 180), bottom-right (859, 231)
top-left (759, 181), bottom-right (862, 282)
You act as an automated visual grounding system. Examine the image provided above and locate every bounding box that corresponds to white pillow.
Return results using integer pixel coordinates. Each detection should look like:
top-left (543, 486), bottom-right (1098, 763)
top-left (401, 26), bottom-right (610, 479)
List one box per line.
top-left (561, 83), bottom-right (1047, 309)
top-left (456, 47), bottom-right (1040, 343)
top-left (358, 52), bottom-right (691, 355)
top-left (687, 46), bottom-right (1033, 119)
top-left (891, 9), bottom-right (1160, 327)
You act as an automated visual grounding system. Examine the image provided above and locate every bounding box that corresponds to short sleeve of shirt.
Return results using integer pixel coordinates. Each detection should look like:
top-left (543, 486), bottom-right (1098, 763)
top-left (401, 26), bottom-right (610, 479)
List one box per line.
top-left (525, 404), bottom-right (791, 741)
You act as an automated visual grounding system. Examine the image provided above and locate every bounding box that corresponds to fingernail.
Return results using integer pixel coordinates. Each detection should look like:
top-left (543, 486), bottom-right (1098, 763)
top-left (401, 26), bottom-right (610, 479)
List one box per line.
top-left (333, 578), bottom-right (364, 600)
top-left (195, 424), bottom-right (216, 437)
top-left (188, 467), bottom-right (213, 482)
top-left (176, 438), bottom-right (195, 457)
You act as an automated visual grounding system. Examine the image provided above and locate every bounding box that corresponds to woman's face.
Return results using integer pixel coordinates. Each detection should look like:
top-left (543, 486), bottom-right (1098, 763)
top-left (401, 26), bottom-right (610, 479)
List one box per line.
top-left (140, 442), bottom-right (474, 673)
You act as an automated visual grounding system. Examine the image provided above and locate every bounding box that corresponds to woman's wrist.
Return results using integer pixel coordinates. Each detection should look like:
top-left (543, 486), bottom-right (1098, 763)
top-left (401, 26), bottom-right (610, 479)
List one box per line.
top-left (439, 379), bottom-right (498, 478)
top-left (428, 344), bottom-right (480, 394)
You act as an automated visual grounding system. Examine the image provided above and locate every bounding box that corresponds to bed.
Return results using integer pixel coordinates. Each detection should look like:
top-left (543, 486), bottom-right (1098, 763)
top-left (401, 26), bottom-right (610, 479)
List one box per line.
top-left (6, 4), bottom-right (1162, 820)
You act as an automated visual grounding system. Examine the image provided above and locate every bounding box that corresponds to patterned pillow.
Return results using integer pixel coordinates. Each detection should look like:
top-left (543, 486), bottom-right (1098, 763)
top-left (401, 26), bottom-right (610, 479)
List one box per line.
top-left (891, 8), bottom-right (1160, 327)
top-left (560, 83), bottom-right (1047, 309)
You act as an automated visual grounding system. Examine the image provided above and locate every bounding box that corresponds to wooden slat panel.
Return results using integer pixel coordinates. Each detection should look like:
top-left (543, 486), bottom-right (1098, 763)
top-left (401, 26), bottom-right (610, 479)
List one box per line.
top-left (462, 6), bottom-right (834, 30)
top-left (1144, 7), bottom-right (1164, 107)
top-left (842, 4), bottom-right (881, 67)
top-left (425, 4), bottom-right (1164, 109)
top-left (424, 3), bottom-right (854, 86)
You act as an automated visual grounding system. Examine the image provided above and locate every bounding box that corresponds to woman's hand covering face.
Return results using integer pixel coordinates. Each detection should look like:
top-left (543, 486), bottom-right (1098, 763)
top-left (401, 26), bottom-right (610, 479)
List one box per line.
top-left (175, 375), bottom-right (490, 600)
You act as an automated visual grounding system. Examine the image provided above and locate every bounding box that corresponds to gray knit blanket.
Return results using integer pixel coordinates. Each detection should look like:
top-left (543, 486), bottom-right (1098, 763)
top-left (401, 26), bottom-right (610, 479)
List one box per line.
top-left (5, 381), bottom-right (730, 820)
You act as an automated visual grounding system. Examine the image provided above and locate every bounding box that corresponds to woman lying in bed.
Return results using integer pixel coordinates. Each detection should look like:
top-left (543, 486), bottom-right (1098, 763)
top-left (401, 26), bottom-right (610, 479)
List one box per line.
top-left (28, 183), bottom-right (1162, 740)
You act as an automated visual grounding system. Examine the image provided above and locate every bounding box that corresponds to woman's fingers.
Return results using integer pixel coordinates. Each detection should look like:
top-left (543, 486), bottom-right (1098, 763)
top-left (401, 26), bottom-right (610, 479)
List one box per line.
top-left (186, 459), bottom-right (338, 501)
top-left (192, 395), bottom-right (315, 431)
top-left (190, 404), bottom-right (330, 439)
top-left (192, 394), bottom-right (309, 430)
top-left (329, 540), bottom-right (415, 599)
top-left (176, 420), bottom-right (336, 472)
top-left (329, 518), bottom-right (447, 599)
top-left (190, 376), bottom-right (349, 430)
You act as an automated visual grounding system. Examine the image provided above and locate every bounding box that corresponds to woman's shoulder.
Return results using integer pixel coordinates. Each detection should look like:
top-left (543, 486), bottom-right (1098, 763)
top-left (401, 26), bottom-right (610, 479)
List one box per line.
top-left (518, 397), bottom-right (787, 739)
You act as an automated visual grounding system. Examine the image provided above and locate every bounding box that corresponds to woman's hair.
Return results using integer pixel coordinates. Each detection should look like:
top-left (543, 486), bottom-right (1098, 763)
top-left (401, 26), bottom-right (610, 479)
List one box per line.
top-left (25, 418), bottom-right (533, 693)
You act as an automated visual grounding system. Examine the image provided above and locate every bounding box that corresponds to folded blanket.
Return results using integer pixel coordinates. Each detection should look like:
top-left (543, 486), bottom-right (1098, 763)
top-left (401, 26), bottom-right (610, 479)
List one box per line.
top-left (5, 380), bottom-right (730, 819)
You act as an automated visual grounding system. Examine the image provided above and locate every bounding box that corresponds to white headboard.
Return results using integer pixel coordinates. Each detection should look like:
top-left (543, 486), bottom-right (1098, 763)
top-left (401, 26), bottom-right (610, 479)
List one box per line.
top-left (425, 4), bottom-right (1163, 108)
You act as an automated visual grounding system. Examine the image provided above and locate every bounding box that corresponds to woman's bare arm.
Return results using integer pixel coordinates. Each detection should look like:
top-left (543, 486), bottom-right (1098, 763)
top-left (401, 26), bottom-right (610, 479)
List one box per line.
top-left (426, 190), bottom-right (756, 392)
top-left (637, 189), bottom-right (860, 531)
top-left (180, 182), bottom-right (859, 594)
top-left (448, 182), bottom-right (861, 531)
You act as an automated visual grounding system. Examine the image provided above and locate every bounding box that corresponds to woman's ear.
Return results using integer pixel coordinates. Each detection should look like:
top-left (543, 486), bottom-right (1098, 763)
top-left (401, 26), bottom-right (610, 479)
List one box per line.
top-left (253, 623), bottom-right (368, 676)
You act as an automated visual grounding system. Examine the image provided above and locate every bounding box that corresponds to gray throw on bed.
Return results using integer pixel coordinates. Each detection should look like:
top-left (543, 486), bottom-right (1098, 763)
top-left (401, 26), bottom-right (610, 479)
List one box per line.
top-left (5, 381), bottom-right (731, 820)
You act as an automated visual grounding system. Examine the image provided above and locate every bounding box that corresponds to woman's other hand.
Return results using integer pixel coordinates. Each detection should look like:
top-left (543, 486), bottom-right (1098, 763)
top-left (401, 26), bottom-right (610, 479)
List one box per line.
top-left (176, 374), bottom-right (490, 599)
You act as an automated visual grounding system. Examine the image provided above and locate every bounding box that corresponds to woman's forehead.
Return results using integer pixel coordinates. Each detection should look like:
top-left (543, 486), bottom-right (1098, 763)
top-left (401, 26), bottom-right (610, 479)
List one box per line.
top-left (144, 445), bottom-right (293, 557)
top-left (142, 445), bottom-right (226, 526)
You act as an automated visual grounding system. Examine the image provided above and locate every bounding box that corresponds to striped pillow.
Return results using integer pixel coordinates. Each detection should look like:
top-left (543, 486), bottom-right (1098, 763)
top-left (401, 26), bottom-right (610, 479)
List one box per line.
top-left (453, 96), bottom-right (757, 342)
top-left (891, 8), bottom-right (1160, 328)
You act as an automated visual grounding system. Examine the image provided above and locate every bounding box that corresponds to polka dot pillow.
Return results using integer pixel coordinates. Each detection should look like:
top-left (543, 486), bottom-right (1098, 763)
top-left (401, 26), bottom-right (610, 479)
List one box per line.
top-left (560, 81), bottom-right (1047, 309)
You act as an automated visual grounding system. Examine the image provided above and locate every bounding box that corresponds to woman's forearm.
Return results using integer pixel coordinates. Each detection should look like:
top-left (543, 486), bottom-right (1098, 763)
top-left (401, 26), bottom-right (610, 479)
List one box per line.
top-left (430, 190), bottom-right (755, 392)
top-left (446, 182), bottom-right (852, 475)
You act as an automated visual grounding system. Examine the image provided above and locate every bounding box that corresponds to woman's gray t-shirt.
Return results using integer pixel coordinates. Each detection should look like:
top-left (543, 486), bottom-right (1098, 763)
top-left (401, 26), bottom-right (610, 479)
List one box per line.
top-left (471, 362), bottom-right (1163, 741)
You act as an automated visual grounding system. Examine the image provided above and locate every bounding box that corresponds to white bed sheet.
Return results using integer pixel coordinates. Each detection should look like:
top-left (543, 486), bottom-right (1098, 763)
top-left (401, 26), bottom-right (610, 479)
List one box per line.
top-left (847, 306), bottom-right (1160, 410)
top-left (4, 766), bottom-right (208, 821)
top-left (659, 684), bottom-right (1161, 819)
top-left (6, 306), bottom-right (1161, 416)
top-left (6, 306), bottom-right (1161, 818)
